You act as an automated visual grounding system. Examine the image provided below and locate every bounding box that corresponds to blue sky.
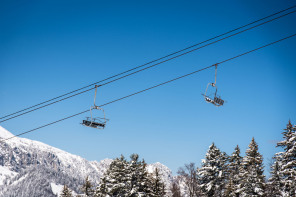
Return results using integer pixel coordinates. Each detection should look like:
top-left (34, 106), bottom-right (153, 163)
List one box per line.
top-left (1, 0), bottom-right (296, 175)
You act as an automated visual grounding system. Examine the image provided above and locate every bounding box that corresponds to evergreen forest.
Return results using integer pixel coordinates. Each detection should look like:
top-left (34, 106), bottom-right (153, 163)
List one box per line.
top-left (60, 121), bottom-right (296, 197)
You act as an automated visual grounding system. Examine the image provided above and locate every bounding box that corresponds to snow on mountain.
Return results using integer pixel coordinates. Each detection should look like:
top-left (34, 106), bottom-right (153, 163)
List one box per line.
top-left (0, 126), bottom-right (112, 196)
top-left (0, 125), bottom-right (107, 182)
top-left (0, 126), bottom-right (174, 196)
top-left (0, 126), bottom-right (14, 139)
top-left (0, 166), bottom-right (17, 185)
top-left (50, 183), bottom-right (64, 196)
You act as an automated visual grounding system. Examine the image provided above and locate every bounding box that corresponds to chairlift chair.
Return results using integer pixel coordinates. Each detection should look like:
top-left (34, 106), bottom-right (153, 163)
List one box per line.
top-left (81, 85), bottom-right (109, 129)
top-left (202, 64), bottom-right (225, 107)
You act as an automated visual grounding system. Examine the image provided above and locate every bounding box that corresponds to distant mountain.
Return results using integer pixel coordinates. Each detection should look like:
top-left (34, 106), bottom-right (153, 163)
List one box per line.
top-left (0, 126), bottom-right (173, 196)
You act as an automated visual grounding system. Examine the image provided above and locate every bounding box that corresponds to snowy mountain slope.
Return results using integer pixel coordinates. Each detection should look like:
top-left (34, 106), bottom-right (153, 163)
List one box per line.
top-left (2, 165), bottom-right (80, 197)
top-left (0, 126), bottom-right (111, 196)
top-left (0, 166), bottom-right (17, 186)
top-left (0, 126), bottom-right (108, 181)
top-left (0, 126), bottom-right (174, 196)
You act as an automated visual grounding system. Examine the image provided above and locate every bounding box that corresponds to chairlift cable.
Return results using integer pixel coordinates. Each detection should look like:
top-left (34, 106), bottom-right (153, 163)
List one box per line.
top-left (1, 33), bottom-right (295, 142)
top-left (0, 87), bottom-right (96, 123)
top-left (1, 5), bottom-right (296, 121)
top-left (1, 8), bottom-right (295, 123)
top-left (91, 9), bottom-right (296, 89)
top-left (214, 64), bottom-right (217, 85)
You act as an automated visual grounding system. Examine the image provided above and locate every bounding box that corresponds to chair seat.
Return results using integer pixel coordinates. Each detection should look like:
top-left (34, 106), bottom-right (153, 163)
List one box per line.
top-left (82, 120), bottom-right (105, 128)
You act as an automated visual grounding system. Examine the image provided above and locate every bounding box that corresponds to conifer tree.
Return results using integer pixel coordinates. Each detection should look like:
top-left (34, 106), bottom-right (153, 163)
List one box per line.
top-left (128, 154), bottom-right (142, 195)
top-left (238, 137), bottom-right (265, 196)
top-left (127, 154), bottom-right (150, 196)
top-left (93, 177), bottom-right (108, 197)
top-left (198, 143), bottom-right (228, 196)
top-left (150, 168), bottom-right (166, 197)
top-left (276, 120), bottom-right (296, 196)
top-left (225, 178), bottom-right (236, 197)
top-left (225, 145), bottom-right (242, 197)
top-left (94, 154), bottom-right (155, 197)
top-left (81, 176), bottom-right (94, 196)
top-left (266, 160), bottom-right (281, 197)
top-left (98, 155), bottom-right (129, 196)
top-left (60, 185), bottom-right (72, 197)
top-left (137, 159), bottom-right (154, 196)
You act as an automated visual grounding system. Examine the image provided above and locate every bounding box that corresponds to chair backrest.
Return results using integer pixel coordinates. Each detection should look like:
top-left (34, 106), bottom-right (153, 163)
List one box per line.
top-left (214, 97), bottom-right (224, 106)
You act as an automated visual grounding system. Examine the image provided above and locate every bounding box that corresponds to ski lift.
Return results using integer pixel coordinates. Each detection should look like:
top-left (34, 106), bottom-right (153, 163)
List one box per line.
top-left (81, 85), bottom-right (108, 129)
top-left (202, 64), bottom-right (225, 107)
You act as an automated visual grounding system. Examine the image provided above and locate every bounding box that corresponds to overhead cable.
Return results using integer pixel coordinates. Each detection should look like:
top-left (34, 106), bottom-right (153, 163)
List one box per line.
top-left (1, 33), bottom-right (295, 142)
top-left (1, 7), bottom-right (296, 123)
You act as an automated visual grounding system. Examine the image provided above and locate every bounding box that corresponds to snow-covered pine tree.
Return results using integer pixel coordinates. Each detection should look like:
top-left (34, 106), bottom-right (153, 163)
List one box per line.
top-left (127, 154), bottom-right (144, 196)
top-left (81, 176), bottom-right (94, 196)
top-left (95, 154), bottom-right (156, 197)
top-left (127, 154), bottom-right (150, 196)
top-left (150, 168), bottom-right (166, 197)
top-left (225, 178), bottom-right (235, 197)
top-left (93, 177), bottom-right (108, 197)
top-left (266, 160), bottom-right (281, 197)
top-left (137, 159), bottom-right (154, 196)
top-left (276, 120), bottom-right (296, 196)
top-left (95, 155), bottom-right (129, 196)
top-left (225, 145), bottom-right (242, 197)
top-left (198, 143), bottom-right (228, 196)
top-left (60, 185), bottom-right (73, 197)
top-left (238, 137), bottom-right (265, 196)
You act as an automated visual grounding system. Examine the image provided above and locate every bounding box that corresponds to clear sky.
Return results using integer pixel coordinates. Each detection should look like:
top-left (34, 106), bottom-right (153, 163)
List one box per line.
top-left (1, 0), bottom-right (296, 175)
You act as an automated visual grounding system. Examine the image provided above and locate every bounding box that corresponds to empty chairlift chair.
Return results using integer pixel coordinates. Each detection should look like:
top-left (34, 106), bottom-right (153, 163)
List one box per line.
top-left (81, 85), bottom-right (109, 129)
top-left (202, 64), bottom-right (225, 107)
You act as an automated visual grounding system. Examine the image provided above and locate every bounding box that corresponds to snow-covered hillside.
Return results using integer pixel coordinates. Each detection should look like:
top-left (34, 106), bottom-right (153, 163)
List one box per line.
top-left (0, 126), bottom-right (112, 196)
top-left (0, 126), bottom-right (173, 196)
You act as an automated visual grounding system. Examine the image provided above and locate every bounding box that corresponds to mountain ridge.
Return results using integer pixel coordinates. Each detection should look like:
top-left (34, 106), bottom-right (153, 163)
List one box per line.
top-left (0, 126), bottom-right (173, 196)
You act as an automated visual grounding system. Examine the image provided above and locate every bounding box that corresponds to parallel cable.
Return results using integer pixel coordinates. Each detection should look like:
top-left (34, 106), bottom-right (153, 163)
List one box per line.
top-left (98, 9), bottom-right (296, 87)
top-left (1, 5), bottom-right (295, 120)
top-left (0, 87), bottom-right (96, 123)
top-left (1, 8), bottom-right (296, 123)
top-left (1, 33), bottom-right (295, 142)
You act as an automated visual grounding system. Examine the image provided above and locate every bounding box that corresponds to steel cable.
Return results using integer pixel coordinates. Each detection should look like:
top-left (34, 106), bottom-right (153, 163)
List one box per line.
top-left (1, 8), bottom-right (296, 123)
top-left (1, 5), bottom-right (295, 121)
top-left (1, 33), bottom-right (295, 142)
